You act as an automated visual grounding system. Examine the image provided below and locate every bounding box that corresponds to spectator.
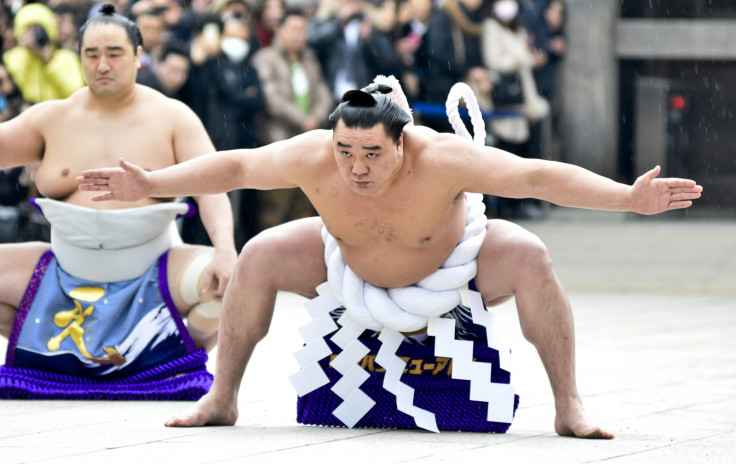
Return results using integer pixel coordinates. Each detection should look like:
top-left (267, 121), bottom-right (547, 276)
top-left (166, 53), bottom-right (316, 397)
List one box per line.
top-left (366, 0), bottom-right (402, 79)
top-left (137, 42), bottom-right (191, 101)
top-left (214, 0), bottom-right (253, 24)
top-left (134, 8), bottom-right (167, 73)
top-left (0, 1), bottom-right (12, 53)
top-left (131, 0), bottom-right (194, 45)
top-left (482, 0), bottom-right (549, 218)
top-left (533, 0), bottom-right (566, 158)
top-left (417, 0), bottom-right (491, 132)
top-left (0, 62), bottom-right (46, 244)
top-left (3, 3), bottom-right (85, 103)
top-left (52, 0), bottom-right (94, 31)
top-left (308, 0), bottom-right (398, 104)
top-left (393, 0), bottom-right (434, 100)
top-left (199, 17), bottom-right (262, 151)
top-left (184, 17), bottom-right (262, 247)
top-left (52, 3), bottom-right (80, 51)
top-left (519, 0), bottom-right (549, 36)
top-left (252, 0), bottom-right (285, 48)
top-left (251, 8), bottom-right (331, 231)
top-left (0, 63), bottom-right (28, 123)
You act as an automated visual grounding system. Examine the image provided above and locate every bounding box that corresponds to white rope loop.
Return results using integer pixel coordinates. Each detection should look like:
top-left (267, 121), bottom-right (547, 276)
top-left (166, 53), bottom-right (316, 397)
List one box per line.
top-left (446, 83), bottom-right (486, 145)
top-left (322, 82), bottom-right (488, 334)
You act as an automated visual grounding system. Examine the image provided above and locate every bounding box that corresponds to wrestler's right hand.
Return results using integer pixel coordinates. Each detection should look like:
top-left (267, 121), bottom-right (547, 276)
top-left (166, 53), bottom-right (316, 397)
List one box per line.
top-left (76, 158), bottom-right (151, 202)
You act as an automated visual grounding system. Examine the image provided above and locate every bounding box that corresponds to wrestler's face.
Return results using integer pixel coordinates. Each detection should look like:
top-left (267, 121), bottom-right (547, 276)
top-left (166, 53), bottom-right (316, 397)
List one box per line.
top-left (81, 23), bottom-right (141, 98)
top-left (333, 120), bottom-right (404, 196)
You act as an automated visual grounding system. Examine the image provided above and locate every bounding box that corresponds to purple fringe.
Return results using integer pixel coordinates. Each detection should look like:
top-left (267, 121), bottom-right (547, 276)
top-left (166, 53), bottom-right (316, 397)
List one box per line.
top-left (296, 337), bottom-right (519, 433)
top-left (5, 250), bottom-right (53, 367)
top-left (157, 252), bottom-right (198, 354)
top-left (0, 350), bottom-right (212, 400)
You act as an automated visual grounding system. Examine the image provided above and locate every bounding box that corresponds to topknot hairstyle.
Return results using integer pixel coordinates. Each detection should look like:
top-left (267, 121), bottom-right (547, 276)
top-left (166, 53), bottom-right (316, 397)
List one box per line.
top-left (79, 3), bottom-right (143, 53)
top-left (329, 83), bottom-right (411, 143)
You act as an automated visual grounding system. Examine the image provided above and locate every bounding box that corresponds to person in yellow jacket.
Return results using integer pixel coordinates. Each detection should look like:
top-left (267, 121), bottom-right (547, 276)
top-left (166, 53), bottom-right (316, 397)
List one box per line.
top-left (3, 3), bottom-right (85, 103)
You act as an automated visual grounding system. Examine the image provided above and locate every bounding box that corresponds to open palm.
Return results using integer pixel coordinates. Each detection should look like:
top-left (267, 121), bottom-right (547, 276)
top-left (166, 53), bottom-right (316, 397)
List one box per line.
top-left (630, 166), bottom-right (703, 215)
top-left (76, 159), bottom-right (152, 202)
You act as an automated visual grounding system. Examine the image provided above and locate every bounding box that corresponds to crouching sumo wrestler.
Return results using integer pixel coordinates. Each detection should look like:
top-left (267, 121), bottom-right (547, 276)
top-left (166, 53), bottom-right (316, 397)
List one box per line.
top-left (0, 4), bottom-right (237, 399)
top-left (0, 198), bottom-right (228, 399)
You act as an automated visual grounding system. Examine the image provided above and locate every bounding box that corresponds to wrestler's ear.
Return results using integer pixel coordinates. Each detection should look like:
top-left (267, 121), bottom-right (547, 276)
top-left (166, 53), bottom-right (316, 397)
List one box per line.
top-left (134, 45), bottom-right (142, 69)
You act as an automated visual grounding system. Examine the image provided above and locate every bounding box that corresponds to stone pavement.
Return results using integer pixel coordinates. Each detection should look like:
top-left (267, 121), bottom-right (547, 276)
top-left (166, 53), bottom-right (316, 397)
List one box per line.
top-left (1, 209), bottom-right (735, 464)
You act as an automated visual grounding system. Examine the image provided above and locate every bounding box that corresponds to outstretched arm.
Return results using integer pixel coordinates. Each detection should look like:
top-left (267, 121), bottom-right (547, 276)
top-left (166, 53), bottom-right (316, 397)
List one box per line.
top-left (524, 162), bottom-right (702, 215)
top-left (452, 136), bottom-right (703, 214)
top-left (75, 131), bottom-right (313, 202)
top-left (76, 153), bottom-right (242, 201)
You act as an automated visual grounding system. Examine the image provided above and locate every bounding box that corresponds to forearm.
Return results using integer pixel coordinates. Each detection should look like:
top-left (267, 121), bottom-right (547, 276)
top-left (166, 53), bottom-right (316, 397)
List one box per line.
top-left (148, 151), bottom-right (245, 198)
top-left (530, 160), bottom-right (633, 211)
top-left (195, 193), bottom-right (237, 253)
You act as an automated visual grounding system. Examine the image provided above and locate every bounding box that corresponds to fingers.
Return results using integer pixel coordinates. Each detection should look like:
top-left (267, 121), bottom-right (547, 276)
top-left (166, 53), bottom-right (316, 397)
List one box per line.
top-left (646, 165), bottom-right (661, 181)
top-left (119, 158), bottom-right (137, 172)
top-left (200, 268), bottom-right (214, 295)
top-left (668, 200), bottom-right (692, 210)
top-left (216, 273), bottom-right (229, 298)
top-left (76, 168), bottom-right (118, 181)
top-left (91, 192), bottom-right (116, 202)
top-left (78, 183), bottom-right (111, 191)
top-left (661, 178), bottom-right (699, 189)
top-left (672, 190), bottom-right (702, 200)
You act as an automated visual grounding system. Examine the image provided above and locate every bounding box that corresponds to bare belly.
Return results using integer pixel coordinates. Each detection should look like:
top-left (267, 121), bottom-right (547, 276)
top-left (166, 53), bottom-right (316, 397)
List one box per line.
top-left (339, 240), bottom-right (460, 288)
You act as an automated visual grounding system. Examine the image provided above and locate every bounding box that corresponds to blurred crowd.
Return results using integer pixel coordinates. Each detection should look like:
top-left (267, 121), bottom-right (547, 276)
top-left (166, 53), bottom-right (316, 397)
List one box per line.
top-left (0, 0), bottom-right (567, 246)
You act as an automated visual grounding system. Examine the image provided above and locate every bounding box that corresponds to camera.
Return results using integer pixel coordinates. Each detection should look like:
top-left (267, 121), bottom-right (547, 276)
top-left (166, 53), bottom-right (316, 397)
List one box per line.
top-left (33, 25), bottom-right (50, 48)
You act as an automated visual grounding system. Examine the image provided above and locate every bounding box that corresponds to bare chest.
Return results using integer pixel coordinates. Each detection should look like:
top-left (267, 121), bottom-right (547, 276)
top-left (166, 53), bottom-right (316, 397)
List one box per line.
top-left (36, 115), bottom-right (176, 201)
top-left (310, 173), bottom-right (464, 248)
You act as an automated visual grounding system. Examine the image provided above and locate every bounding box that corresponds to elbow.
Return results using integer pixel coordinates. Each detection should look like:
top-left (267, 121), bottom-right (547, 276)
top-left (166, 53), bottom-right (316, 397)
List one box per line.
top-left (227, 151), bottom-right (246, 190)
top-left (524, 160), bottom-right (550, 199)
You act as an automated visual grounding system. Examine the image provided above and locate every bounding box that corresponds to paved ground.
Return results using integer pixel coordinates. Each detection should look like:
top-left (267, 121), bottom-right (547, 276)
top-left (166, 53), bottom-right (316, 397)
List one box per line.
top-left (1, 209), bottom-right (735, 464)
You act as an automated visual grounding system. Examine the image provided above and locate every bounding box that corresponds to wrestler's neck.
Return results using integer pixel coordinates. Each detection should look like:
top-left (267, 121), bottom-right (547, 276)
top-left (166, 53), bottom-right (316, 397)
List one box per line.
top-left (86, 85), bottom-right (138, 110)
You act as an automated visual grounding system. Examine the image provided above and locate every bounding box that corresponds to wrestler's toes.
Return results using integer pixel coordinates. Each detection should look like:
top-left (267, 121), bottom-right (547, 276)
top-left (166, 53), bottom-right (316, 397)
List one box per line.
top-left (554, 419), bottom-right (614, 440)
top-left (165, 400), bottom-right (238, 427)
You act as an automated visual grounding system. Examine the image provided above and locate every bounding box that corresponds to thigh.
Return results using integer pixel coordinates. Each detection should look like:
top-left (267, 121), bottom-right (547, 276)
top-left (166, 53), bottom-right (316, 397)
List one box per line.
top-left (0, 242), bottom-right (51, 337)
top-left (239, 216), bottom-right (328, 299)
top-left (474, 219), bottom-right (550, 306)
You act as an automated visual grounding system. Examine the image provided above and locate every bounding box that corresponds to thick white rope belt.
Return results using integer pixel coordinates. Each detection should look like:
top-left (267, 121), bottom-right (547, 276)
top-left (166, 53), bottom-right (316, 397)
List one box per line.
top-left (289, 81), bottom-right (515, 432)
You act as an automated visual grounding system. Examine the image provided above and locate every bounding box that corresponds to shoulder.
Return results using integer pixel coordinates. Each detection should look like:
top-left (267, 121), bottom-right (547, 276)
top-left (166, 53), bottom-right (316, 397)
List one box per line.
top-left (19, 95), bottom-right (74, 126)
top-left (405, 125), bottom-right (479, 166)
top-left (135, 84), bottom-right (197, 118)
top-left (278, 129), bottom-right (332, 155)
top-left (252, 45), bottom-right (280, 63)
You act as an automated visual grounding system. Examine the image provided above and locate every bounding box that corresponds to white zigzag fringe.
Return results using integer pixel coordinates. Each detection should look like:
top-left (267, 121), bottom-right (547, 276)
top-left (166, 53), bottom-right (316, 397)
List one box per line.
top-left (291, 79), bottom-right (515, 432)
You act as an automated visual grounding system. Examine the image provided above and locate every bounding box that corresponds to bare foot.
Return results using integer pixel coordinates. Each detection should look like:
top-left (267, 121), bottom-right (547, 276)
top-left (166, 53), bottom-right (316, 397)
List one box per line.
top-left (165, 392), bottom-right (238, 427)
top-left (554, 399), bottom-right (614, 439)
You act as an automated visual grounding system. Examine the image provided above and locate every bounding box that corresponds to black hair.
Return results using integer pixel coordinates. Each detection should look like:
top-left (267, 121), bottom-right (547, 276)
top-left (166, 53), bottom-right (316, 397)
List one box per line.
top-left (160, 41), bottom-right (190, 63)
top-left (277, 8), bottom-right (306, 27)
top-left (329, 83), bottom-right (412, 143)
top-left (79, 3), bottom-right (143, 53)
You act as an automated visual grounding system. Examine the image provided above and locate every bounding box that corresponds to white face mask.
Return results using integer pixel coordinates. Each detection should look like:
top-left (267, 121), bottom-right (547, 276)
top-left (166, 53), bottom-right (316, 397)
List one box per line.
top-left (221, 37), bottom-right (250, 62)
top-left (493, 1), bottom-right (519, 23)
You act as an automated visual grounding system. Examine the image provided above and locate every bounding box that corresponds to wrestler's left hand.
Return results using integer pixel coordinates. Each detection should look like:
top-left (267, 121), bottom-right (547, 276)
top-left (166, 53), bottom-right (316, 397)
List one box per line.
top-left (629, 165), bottom-right (703, 215)
top-left (201, 248), bottom-right (237, 301)
top-left (76, 158), bottom-right (151, 202)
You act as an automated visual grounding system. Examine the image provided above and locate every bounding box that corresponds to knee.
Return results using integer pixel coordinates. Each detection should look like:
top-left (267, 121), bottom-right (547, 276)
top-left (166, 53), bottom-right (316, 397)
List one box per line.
top-left (516, 235), bottom-right (553, 273)
top-left (492, 228), bottom-right (553, 275)
top-left (238, 228), bottom-right (290, 275)
top-left (179, 250), bottom-right (221, 342)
